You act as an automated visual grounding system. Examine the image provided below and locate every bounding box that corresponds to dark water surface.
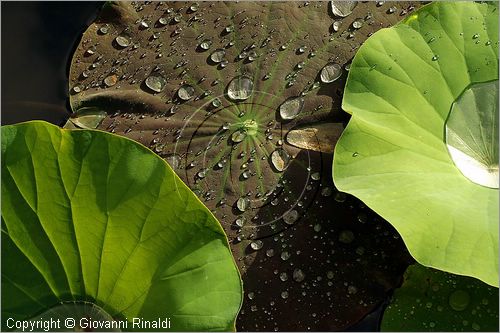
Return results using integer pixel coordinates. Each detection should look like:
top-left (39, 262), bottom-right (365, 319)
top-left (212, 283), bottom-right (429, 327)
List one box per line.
top-left (0, 2), bottom-right (387, 331)
top-left (1, 1), bottom-right (102, 125)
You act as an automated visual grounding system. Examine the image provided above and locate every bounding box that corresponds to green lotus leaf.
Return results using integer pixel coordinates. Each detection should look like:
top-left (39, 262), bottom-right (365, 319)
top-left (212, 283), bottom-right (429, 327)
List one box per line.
top-left (1, 121), bottom-right (242, 331)
top-left (333, 1), bottom-right (499, 286)
top-left (381, 264), bottom-right (499, 332)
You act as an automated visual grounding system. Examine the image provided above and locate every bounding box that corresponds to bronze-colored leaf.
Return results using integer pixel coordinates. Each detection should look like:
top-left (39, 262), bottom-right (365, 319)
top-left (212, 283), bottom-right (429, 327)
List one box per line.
top-left (68, 1), bottom-right (423, 330)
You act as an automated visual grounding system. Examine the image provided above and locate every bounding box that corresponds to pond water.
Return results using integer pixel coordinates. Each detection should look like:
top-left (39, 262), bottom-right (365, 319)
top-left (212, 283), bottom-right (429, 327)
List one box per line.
top-left (1, 2), bottom-right (102, 125)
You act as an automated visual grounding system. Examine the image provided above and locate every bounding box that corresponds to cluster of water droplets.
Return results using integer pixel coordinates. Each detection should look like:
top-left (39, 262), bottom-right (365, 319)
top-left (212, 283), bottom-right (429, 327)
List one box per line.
top-left (68, 1), bottom-right (424, 330)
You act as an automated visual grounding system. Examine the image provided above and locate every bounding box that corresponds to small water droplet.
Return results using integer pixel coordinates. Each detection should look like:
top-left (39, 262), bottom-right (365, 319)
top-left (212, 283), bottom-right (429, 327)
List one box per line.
top-left (211, 98), bottom-right (222, 108)
top-left (237, 197), bottom-right (250, 212)
top-left (332, 20), bottom-right (342, 32)
top-left (310, 172), bottom-right (320, 181)
top-left (320, 63), bottom-right (342, 83)
top-left (347, 285), bottom-right (358, 294)
top-left (250, 240), bottom-right (263, 250)
top-left (145, 74), bottom-right (166, 93)
top-left (266, 248), bottom-right (275, 257)
top-left (387, 6), bottom-right (397, 14)
top-left (235, 217), bottom-right (246, 227)
top-left (271, 149), bottom-right (291, 172)
top-left (190, 3), bottom-right (199, 12)
top-left (449, 290), bottom-right (470, 311)
top-left (158, 17), bottom-right (168, 26)
top-left (321, 187), bottom-right (333, 197)
top-left (248, 50), bottom-right (258, 61)
top-left (339, 230), bottom-right (355, 244)
top-left (280, 272), bottom-right (288, 282)
top-left (177, 84), bottom-right (195, 100)
top-left (472, 33), bottom-right (480, 39)
top-left (104, 75), bottom-right (118, 87)
top-left (352, 19), bottom-right (363, 29)
top-left (247, 291), bottom-right (255, 300)
top-left (231, 130), bottom-right (247, 143)
top-left (279, 97), bottom-right (305, 120)
top-left (115, 35), bottom-right (130, 48)
top-left (281, 251), bottom-right (290, 261)
top-left (281, 291), bottom-right (289, 299)
top-left (432, 55), bottom-right (439, 61)
top-left (293, 268), bottom-right (306, 282)
top-left (227, 75), bottom-right (253, 101)
top-left (99, 25), bottom-right (109, 34)
top-left (210, 49), bottom-right (226, 63)
top-left (199, 39), bottom-right (212, 50)
top-left (283, 210), bottom-right (299, 225)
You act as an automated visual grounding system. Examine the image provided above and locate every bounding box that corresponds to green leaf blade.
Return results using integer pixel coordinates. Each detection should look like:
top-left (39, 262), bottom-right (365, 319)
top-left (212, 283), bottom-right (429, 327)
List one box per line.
top-left (334, 1), bottom-right (499, 286)
top-left (1, 121), bottom-right (242, 331)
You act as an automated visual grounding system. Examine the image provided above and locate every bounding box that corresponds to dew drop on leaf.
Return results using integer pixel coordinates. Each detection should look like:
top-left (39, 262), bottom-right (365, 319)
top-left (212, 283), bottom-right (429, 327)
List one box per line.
top-left (271, 149), bottom-right (291, 172)
top-left (145, 74), bottom-right (166, 93)
top-left (250, 240), bottom-right (263, 250)
top-left (283, 209), bottom-right (299, 225)
top-left (209, 49), bottom-right (226, 63)
top-left (231, 130), bottom-right (247, 143)
top-left (115, 35), bottom-right (130, 48)
top-left (330, 1), bottom-right (358, 17)
top-left (199, 39), bottom-right (212, 50)
top-left (177, 84), bottom-right (195, 100)
top-left (320, 63), bottom-right (342, 83)
top-left (352, 19), bottom-right (363, 29)
top-left (103, 75), bottom-right (118, 87)
top-left (227, 76), bottom-right (253, 101)
top-left (448, 290), bottom-right (470, 311)
top-left (293, 268), bottom-right (306, 282)
top-left (237, 197), bottom-right (250, 212)
top-left (279, 97), bottom-right (305, 120)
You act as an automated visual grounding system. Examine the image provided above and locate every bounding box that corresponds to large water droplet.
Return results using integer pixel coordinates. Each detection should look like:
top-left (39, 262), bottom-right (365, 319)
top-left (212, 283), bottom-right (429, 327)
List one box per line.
top-left (177, 84), bottom-right (195, 100)
top-left (320, 63), bottom-right (342, 83)
top-left (445, 80), bottom-right (498, 188)
top-left (227, 76), bottom-right (253, 101)
top-left (330, 1), bottom-right (358, 17)
top-left (279, 97), bottom-right (305, 120)
top-left (145, 74), bottom-right (166, 93)
top-left (271, 149), bottom-right (291, 172)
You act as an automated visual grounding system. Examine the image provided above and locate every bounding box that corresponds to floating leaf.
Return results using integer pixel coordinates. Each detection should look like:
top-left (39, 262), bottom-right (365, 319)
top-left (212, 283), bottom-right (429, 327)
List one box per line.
top-left (333, 1), bottom-right (499, 286)
top-left (1, 121), bottom-right (242, 331)
top-left (68, 1), bottom-right (423, 329)
top-left (381, 264), bottom-right (499, 332)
